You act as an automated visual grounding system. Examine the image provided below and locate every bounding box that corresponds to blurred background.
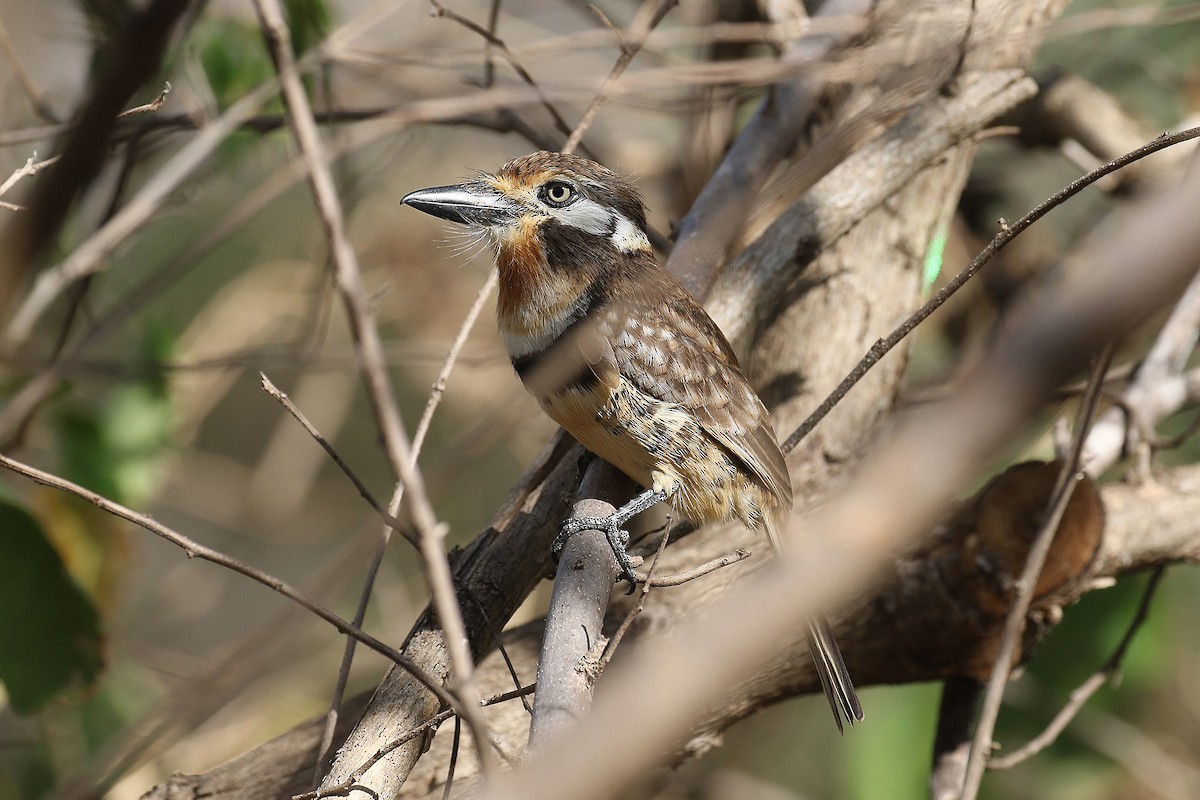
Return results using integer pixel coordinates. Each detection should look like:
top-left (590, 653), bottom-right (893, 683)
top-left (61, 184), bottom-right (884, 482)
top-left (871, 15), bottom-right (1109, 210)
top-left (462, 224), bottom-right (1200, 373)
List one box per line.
top-left (1, 0), bottom-right (1199, 798)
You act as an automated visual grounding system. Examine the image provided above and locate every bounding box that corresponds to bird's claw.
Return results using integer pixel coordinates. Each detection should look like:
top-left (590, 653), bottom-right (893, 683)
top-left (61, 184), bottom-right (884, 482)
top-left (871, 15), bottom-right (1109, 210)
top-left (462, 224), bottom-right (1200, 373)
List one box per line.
top-left (554, 515), bottom-right (639, 593)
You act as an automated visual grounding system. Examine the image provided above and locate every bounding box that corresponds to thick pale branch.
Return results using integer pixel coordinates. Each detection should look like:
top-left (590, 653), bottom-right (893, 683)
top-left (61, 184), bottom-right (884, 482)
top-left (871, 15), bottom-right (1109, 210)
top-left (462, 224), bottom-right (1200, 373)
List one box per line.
top-left (707, 69), bottom-right (1036, 344)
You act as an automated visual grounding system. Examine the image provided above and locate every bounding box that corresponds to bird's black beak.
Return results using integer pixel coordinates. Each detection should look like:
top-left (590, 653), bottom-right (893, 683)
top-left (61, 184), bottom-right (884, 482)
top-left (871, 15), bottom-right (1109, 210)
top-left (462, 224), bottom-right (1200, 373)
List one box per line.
top-left (401, 183), bottom-right (521, 227)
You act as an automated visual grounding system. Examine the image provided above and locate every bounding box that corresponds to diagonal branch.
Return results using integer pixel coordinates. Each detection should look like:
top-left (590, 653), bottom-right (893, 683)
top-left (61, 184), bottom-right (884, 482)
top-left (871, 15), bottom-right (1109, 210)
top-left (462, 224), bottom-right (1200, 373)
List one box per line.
top-left (781, 124), bottom-right (1200, 454)
top-left (0, 451), bottom-right (460, 713)
top-left (560, 0), bottom-right (680, 155)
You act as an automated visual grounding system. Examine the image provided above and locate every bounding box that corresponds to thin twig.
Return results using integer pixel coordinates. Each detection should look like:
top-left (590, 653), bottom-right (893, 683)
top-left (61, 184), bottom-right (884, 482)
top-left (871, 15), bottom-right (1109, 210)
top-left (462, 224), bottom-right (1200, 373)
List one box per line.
top-left (251, 0), bottom-right (493, 774)
top-left (0, 153), bottom-right (60, 200)
top-left (259, 373), bottom-right (420, 548)
top-left (480, 0), bottom-right (503, 87)
top-left (442, 716), bottom-right (462, 800)
top-left (462, 586), bottom-right (533, 714)
top-left (600, 521), bottom-right (672, 669)
top-left (781, 125), bottom-right (1200, 455)
top-left (117, 81), bottom-right (172, 117)
top-left (0, 451), bottom-right (460, 714)
top-left (430, 0), bottom-right (579, 145)
top-left (560, 0), bottom-right (680, 155)
top-left (0, 16), bottom-right (57, 122)
top-left (637, 547), bottom-right (750, 587)
top-left (988, 567), bottom-right (1166, 769)
top-left (413, 271), bottom-right (499, 454)
top-left (958, 345), bottom-right (1114, 800)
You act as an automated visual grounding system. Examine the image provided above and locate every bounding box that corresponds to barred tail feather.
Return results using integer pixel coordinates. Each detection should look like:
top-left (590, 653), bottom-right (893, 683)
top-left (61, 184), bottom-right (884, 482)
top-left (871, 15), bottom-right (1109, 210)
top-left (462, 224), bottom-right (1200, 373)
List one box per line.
top-left (807, 615), bottom-right (864, 733)
top-left (763, 510), bottom-right (863, 732)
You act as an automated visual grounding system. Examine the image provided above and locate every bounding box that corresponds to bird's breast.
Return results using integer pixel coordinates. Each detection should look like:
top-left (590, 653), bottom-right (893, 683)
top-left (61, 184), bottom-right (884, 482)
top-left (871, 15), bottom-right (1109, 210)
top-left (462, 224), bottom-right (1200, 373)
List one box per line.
top-left (495, 217), bottom-right (597, 358)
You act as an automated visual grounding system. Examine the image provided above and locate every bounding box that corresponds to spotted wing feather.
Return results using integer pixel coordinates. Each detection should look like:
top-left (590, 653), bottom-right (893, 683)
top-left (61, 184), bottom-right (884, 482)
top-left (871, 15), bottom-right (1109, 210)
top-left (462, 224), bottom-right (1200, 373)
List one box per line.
top-left (605, 272), bottom-right (793, 512)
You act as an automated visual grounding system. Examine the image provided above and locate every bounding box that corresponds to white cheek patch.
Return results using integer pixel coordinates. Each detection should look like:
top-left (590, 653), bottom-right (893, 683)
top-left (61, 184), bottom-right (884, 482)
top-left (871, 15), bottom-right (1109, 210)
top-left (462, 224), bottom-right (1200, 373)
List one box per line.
top-left (552, 199), bottom-right (651, 253)
top-left (553, 199), bottom-right (615, 236)
top-left (611, 212), bottom-right (651, 253)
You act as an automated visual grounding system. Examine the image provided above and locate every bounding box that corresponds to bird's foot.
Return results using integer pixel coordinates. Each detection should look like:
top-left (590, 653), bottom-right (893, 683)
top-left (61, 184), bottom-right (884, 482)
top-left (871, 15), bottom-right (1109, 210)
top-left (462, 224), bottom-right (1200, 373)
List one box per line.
top-left (554, 516), bottom-right (639, 593)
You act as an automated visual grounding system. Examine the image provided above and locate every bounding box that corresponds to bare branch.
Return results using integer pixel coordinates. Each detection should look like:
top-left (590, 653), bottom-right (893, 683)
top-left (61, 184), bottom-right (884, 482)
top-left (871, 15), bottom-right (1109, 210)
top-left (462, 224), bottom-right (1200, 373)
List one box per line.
top-left (667, 0), bottom-right (872, 296)
top-left (1084, 266), bottom-right (1200, 475)
top-left (527, 464), bottom-right (628, 750)
top-left (251, 0), bottom-right (492, 777)
top-left (706, 69), bottom-right (1038, 345)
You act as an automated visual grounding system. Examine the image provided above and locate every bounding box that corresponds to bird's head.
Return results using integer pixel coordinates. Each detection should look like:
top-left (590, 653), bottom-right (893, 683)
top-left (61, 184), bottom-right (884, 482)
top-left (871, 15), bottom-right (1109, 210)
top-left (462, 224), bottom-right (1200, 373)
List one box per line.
top-left (401, 151), bottom-right (653, 259)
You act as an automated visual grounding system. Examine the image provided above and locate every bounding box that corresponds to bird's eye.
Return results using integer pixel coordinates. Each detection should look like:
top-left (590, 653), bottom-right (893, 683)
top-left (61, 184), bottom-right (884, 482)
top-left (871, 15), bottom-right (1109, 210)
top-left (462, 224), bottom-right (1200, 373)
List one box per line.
top-left (541, 181), bottom-right (577, 207)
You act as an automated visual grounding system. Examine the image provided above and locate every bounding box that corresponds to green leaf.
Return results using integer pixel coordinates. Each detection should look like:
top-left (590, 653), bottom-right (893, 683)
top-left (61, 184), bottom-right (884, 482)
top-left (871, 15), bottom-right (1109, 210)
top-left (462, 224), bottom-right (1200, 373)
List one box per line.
top-left (55, 326), bottom-right (176, 507)
top-left (0, 497), bottom-right (104, 715)
top-left (284, 0), bottom-right (330, 56)
top-left (195, 18), bottom-right (274, 108)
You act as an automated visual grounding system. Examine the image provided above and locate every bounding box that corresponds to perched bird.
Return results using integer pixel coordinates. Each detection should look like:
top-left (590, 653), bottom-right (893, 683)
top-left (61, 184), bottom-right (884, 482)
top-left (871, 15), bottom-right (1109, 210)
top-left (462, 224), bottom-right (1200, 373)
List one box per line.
top-left (402, 151), bottom-right (862, 730)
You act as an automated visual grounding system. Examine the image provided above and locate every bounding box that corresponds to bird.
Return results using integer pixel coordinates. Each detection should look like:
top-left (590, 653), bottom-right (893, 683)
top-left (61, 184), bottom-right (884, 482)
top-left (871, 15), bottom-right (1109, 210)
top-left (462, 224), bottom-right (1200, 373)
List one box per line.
top-left (401, 151), bottom-right (862, 731)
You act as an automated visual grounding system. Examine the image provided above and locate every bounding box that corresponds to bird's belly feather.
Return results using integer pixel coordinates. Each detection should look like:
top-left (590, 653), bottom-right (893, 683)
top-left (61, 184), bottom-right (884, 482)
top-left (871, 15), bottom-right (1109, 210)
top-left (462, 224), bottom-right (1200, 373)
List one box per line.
top-left (541, 378), bottom-right (767, 528)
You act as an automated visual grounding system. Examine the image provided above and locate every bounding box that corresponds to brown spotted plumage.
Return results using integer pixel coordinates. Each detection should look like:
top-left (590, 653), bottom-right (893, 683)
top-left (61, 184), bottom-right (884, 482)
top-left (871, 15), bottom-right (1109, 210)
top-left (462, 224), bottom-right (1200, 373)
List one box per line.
top-left (402, 151), bottom-right (862, 731)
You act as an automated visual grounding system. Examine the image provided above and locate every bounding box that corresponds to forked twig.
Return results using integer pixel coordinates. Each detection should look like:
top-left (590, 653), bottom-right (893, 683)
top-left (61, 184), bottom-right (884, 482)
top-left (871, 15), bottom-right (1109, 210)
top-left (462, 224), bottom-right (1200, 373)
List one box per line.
top-left (430, 0), bottom-right (578, 145)
top-left (313, 269), bottom-right (501, 778)
top-left (600, 522), bottom-right (672, 670)
top-left (295, 685), bottom-right (536, 800)
top-left (636, 547), bottom-right (750, 587)
top-left (0, 153), bottom-right (61, 206)
top-left (260, 373), bottom-right (419, 548)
